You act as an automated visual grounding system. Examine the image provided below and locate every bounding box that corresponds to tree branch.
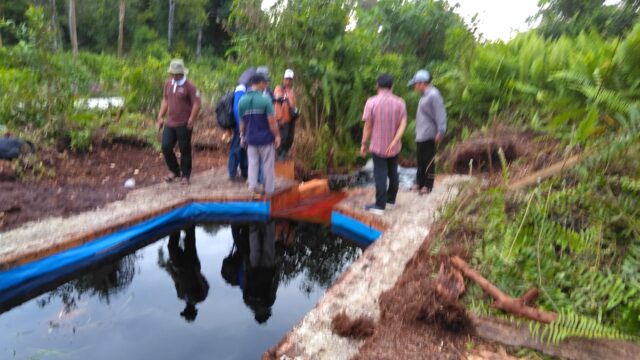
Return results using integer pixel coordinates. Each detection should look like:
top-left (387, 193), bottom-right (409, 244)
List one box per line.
top-left (450, 256), bottom-right (557, 323)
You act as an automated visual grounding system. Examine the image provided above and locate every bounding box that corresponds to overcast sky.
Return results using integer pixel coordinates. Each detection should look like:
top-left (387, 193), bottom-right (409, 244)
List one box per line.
top-left (453, 0), bottom-right (540, 41)
top-left (261, 0), bottom-right (621, 41)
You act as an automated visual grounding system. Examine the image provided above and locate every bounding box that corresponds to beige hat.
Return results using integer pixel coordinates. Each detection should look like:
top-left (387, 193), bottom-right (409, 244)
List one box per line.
top-left (168, 59), bottom-right (188, 74)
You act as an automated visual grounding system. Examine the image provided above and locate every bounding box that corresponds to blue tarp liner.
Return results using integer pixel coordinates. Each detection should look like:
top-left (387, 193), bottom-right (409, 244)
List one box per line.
top-left (330, 211), bottom-right (382, 247)
top-left (0, 202), bottom-right (382, 308)
top-left (0, 202), bottom-right (269, 304)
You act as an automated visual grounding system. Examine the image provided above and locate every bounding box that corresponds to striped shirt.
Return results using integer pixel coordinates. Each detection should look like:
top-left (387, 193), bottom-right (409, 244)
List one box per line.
top-left (362, 90), bottom-right (407, 157)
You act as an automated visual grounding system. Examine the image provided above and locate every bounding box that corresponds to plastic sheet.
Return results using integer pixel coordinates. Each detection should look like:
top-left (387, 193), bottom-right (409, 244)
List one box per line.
top-left (330, 211), bottom-right (382, 247)
top-left (0, 202), bottom-right (382, 309)
top-left (0, 202), bottom-right (269, 304)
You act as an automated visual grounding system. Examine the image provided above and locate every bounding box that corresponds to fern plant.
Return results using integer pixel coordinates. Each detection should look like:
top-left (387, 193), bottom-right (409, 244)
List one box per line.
top-left (529, 310), bottom-right (639, 344)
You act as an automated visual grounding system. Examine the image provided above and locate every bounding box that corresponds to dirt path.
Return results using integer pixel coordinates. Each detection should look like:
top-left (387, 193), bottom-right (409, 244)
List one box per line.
top-left (0, 143), bottom-right (226, 232)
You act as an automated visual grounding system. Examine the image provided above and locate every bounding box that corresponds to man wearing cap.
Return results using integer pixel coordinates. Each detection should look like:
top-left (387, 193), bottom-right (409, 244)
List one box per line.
top-left (408, 69), bottom-right (447, 195)
top-left (256, 66), bottom-right (276, 103)
top-left (274, 69), bottom-right (298, 160)
top-left (238, 73), bottom-right (281, 196)
top-left (156, 59), bottom-right (201, 185)
top-left (360, 74), bottom-right (407, 215)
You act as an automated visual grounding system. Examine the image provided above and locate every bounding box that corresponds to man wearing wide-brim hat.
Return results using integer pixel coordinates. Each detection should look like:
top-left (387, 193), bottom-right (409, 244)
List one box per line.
top-left (156, 59), bottom-right (201, 185)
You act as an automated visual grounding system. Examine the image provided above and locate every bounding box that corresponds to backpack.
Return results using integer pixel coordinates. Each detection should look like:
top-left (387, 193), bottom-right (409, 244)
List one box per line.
top-left (215, 91), bottom-right (235, 129)
top-left (0, 137), bottom-right (35, 160)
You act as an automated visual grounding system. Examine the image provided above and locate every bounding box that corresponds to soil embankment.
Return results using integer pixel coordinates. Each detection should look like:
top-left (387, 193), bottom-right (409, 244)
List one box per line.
top-left (0, 143), bottom-right (226, 231)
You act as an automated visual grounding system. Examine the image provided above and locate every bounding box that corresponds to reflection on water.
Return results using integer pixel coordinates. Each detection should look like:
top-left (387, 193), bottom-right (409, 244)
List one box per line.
top-left (0, 222), bottom-right (361, 360)
top-left (223, 223), bottom-right (279, 324)
top-left (158, 225), bottom-right (210, 322)
top-left (34, 253), bottom-right (139, 315)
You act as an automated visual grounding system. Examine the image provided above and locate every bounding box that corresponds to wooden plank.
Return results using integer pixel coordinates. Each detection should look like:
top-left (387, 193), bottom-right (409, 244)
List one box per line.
top-left (275, 159), bottom-right (295, 180)
top-left (472, 315), bottom-right (640, 360)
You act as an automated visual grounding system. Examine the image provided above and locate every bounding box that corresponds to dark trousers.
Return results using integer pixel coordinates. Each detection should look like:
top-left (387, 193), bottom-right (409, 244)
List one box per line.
top-left (372, 154), bottom-right (399, 209)
top-left (162, 125), bottom-right (192, 178)
top-left (277, 120), bottom-right (296, 158)
top-left (416, 139), bottom-right (436, 190)
top-left (228, 127), bottom-right (248, 178)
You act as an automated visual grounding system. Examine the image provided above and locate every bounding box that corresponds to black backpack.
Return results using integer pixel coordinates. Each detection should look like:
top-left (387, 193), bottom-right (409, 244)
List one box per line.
top-left (0, 137), bottom-right (35, 160)
top-left (215, 91), bottom-right (235, 129)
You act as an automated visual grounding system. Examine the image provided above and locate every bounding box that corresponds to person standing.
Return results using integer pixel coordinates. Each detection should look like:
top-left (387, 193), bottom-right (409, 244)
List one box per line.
top-left (275, 69), bottom-right (298, 160)
top-left (238, 73), bottom-right (281, 196)
top-left (360, 74), bottom-right (407, 215)
top-left (156, 59), bottom-right (201, 186)
top-left (408, 69), bottom-right (447, 195)
top-left (256, 66), bottom-right (276, 103)
top-left (228, 67), bottom-right (255, 182)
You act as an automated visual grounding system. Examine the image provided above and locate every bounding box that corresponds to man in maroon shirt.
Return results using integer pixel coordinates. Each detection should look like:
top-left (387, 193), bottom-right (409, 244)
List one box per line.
top-left (156, 59), bottom-right (201, 185)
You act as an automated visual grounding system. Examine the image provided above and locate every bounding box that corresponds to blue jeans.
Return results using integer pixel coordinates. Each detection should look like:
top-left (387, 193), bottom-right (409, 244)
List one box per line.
top-left (228, 128), bottom-right (248, 178)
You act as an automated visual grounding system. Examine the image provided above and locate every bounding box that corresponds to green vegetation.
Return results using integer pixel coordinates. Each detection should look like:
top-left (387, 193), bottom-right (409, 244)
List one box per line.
top-left (437, 128), bottom-right (640, 339)
top-left (1, 0), bottom-right (639, 346)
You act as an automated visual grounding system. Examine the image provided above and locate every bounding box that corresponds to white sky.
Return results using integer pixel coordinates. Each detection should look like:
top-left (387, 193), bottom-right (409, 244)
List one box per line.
top-left (262, 0), bottom-right (621, 41)
top-left (452, 0), bottom-right (540, 41)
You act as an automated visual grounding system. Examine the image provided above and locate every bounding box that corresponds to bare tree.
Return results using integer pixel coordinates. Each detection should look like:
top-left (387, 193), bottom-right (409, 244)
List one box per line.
top-left (68, 0), bottom-right (78, 56)
top-left (50, 0), bottom-right (61, 51)
top-left (118, 0), bottom-right (126, 57)
top-left (168, 0), bottom-right (176, 50)
top-left (196, 24), bottom-right (202, 57)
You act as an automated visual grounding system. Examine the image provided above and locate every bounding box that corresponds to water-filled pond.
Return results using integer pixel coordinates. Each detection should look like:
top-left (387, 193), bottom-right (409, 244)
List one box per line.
top-left (0, 221), bottom-right (362, 360)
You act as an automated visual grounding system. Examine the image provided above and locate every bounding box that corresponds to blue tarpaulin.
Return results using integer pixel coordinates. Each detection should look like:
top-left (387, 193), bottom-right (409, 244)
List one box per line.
top-left (0, 202), bottom-right (269, 304)
top-left (330, 211), bottom-right (383, 247)
top-left (0, 202), bottom-right (382, 308)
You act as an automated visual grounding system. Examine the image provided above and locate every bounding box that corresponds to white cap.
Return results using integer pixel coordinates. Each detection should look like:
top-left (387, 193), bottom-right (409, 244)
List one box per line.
top-left (284, 69), bottom-right (294, 79)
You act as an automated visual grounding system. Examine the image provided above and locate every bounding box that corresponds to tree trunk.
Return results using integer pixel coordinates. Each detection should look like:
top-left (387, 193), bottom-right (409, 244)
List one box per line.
top-left (50, 0), bottom-right (59, 50)
top-left (0, 31), bottom-right (3, 48)
top-left (167, 0), bottom-right (175, 50)
top-left (196, 25), bottom-right (202, 58)
top-left (117, 0), bottom-right (125, 57)
top-left (68, 0), bottom-right (78, 57)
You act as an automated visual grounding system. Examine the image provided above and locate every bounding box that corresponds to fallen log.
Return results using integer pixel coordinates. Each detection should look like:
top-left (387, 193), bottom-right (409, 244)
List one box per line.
top-left (507, 154), bottom-right (581, 192)
top-left (471, 315), bottom-right (640, 360)
top-left (450, 256), bottom-right (557, 323)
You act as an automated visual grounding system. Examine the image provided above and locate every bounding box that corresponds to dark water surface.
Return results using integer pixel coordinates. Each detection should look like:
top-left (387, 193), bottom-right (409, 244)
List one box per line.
top-left (0, 222), bottom-right (361, 360)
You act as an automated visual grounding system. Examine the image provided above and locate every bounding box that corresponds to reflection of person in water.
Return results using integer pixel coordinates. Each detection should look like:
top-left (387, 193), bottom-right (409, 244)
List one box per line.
top-left (221, 222), bottom-right (279, 324)
top-left (164, 225), bottom-right (209, 322)
top-left (245, 221), bottom-right (279, 323)
top-left (221, 224), bottom-right (250, 287)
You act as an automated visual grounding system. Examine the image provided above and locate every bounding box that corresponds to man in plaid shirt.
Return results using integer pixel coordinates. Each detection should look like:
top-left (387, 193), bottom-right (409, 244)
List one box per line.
top-left (360, 74), bottom-right (408, 215)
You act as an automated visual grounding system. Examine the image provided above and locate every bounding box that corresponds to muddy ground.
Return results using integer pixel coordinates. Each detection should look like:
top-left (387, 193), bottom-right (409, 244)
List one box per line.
top-left (350, 224), bottom-right (477, 360)
top-left (0, 142), bottom-right (227, 231)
